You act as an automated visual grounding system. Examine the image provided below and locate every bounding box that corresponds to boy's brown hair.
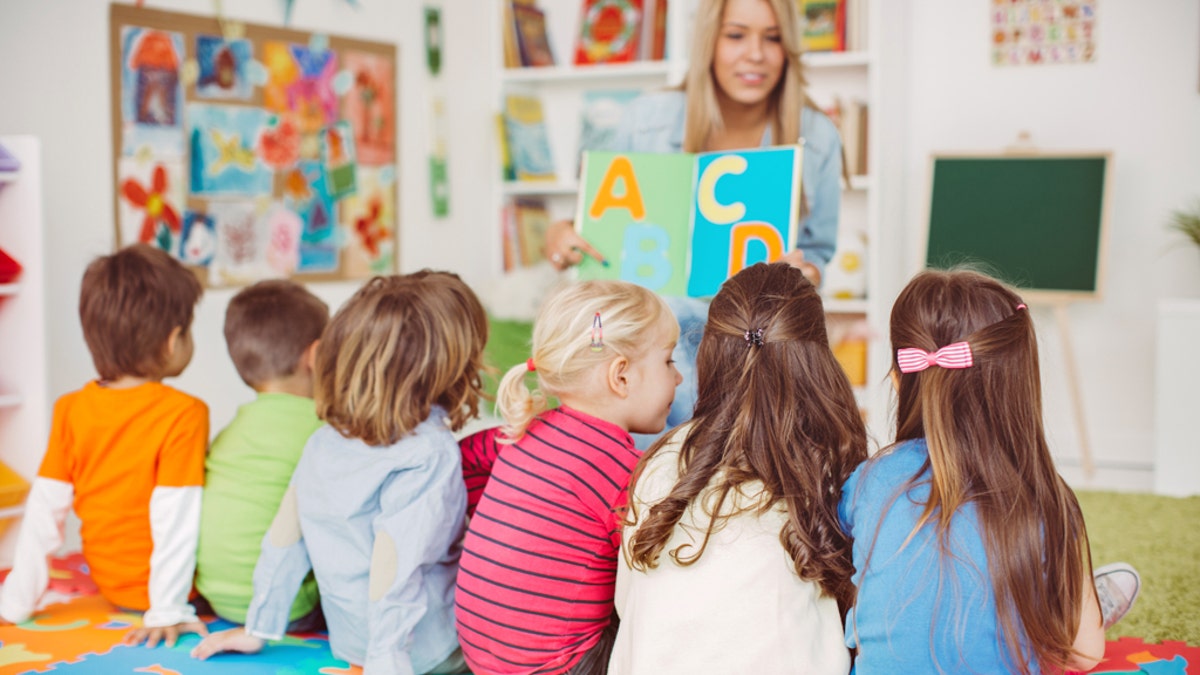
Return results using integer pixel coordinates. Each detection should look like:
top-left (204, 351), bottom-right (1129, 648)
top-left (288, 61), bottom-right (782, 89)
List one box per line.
top-left (79, 244), bottom-right (203, 381)
top-left (314, 270), bottom-right (488, 446)
top-left (224, 279), bottom-right (329, 388)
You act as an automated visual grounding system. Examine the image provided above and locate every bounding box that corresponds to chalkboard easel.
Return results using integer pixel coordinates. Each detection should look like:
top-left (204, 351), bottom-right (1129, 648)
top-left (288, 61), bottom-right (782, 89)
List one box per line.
top-left (923, 140), bottom-right (1113, 479)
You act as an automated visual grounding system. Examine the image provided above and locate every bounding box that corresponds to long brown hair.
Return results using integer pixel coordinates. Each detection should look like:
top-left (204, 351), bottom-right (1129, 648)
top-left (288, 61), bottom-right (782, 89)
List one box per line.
top-left (625, 263), bottom-right (866, 612)
top-left (887, 268), bottom-right (1094, 673)
top-left (314, 271), bottom-right (487, 446)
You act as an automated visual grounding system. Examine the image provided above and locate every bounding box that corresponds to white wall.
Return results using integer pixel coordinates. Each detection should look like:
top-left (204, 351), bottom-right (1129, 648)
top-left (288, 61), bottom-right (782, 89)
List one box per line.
top-left (898, 1), bottom-right (1200, 490)
top-left (0, 0), bottom-right (493, 435)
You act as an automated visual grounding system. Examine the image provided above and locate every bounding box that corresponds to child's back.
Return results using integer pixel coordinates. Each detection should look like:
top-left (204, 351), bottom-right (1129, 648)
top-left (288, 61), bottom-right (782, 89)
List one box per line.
top-left (0, 244), bottom-right (207, 644)
top-left (196, 280), bottom-right (329, 625)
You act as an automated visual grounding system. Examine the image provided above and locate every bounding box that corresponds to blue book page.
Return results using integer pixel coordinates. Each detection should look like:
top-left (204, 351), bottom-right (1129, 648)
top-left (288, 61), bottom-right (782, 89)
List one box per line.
top-left (686, 146), bottom-right (802, 298)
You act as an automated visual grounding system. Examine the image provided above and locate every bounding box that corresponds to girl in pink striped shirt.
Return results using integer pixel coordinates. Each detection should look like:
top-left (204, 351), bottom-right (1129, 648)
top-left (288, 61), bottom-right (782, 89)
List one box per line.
top-left (456, 280), bottom-right (681, 675)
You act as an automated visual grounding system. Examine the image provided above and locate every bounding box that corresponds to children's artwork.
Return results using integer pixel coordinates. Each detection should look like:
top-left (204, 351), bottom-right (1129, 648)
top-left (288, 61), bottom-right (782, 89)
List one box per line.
top-left (576, 147), bottom-right (803, 298)
top-left (119, 26), bottom-right (186, 156)
top-left (110, 4), bottom-right (397, 286)
top-left (195, 34), bottom-right (254, 99)
top-left (992, 0), bottom-right (1097, 66)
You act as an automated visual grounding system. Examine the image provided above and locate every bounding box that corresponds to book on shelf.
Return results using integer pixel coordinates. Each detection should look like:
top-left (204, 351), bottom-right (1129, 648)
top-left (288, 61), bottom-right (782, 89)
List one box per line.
top-left (840, 98), bottom-right (868, 177)
top-left (640, 0), bottom-right (668, 61)
top-left (501, 3), bottom-right (522, 68)
top-left (513, 197), bottom-right (551, 266)
top-left (798, 0), bottom-right (846, 52)
top-left (576, 88), bottom-right (641, 174)
top-left (495, 113), bottom-right (515, 181)
top-left (512, 3), bottom-right (556, 67)
top-left (576, 146), bottom-right (803, 298)
top-left (575, 0), bottom-right (644, 65)
top-left (503, 94), bottom-right (556, 181)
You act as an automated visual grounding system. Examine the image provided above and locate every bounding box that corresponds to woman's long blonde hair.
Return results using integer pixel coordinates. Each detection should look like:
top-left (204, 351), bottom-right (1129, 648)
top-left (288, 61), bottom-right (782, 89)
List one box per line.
top-left (495, 280), bottom-right (675, 441)
top-left (884, 268), bottom-right (1095, 673)
top-left (682, 0), bottom-right (810, 153)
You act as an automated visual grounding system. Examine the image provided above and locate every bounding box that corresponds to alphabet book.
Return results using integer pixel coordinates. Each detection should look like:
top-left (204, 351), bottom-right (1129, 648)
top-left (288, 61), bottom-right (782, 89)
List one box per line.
top-left (575, 146), bottom-right (802, 298)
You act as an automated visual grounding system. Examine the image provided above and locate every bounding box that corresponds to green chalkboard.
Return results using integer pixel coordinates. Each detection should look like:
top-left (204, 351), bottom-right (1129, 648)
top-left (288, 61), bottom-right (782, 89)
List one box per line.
top-left (926, 154), bottom-right (1109, 298)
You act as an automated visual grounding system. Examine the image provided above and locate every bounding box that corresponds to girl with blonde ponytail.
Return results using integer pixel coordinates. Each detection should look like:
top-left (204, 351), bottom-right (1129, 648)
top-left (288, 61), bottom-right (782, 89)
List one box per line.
top-left (456, 280), bottom-right (680, 675)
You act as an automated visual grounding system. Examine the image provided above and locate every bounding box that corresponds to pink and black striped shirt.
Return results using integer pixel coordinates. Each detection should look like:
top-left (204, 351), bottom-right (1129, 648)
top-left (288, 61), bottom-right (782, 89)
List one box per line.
top-left (455, 407), bottom-right (638, 675)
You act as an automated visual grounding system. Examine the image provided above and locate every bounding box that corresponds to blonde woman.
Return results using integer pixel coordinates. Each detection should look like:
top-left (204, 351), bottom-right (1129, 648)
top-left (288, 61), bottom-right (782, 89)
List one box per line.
top-left (545, 0), bottom-right (843, 440)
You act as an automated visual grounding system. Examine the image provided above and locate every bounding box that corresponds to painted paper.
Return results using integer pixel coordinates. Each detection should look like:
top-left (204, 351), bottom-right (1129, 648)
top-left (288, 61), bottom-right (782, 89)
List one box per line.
top-left (342, 51), bottom-right (395, 164)
top-left (209, 201), bottom-right (266, 284)
top-left (180, 210), bottom-right (217, 266)
top-left (187, 103), bottom-right (273, 196)
top-left (322, 121), bottom-right (358, 200)
top-left (194, 34), bottom-right (254, 99)
top-left (992, 0), bottom-right (1097, 66)
top-left (286, 160), bottom-right (340, 273)
top-left (116, 157), bottom-right (186, 252)
top-left (120, 27), bottom-right (185, 157)
top-left (342, 166), bottom-right (396, 276)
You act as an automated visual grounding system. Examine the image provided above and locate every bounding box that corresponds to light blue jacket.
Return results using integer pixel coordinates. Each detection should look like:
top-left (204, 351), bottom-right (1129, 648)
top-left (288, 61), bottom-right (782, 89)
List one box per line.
top-left (608, 89), bottom-right (843, 274)
top-left (244, 410), bottom-right (465, 675)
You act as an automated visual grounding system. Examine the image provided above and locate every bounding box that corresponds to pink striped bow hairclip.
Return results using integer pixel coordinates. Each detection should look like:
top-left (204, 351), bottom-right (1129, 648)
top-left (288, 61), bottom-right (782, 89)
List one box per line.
top-left (896, 342), bottom-right (974, 373)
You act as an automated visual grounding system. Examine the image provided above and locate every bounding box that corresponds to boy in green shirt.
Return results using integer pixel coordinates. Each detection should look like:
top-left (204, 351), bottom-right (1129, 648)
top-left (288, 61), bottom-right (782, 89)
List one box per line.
top-left (195, 280), bottom-right (329, 629)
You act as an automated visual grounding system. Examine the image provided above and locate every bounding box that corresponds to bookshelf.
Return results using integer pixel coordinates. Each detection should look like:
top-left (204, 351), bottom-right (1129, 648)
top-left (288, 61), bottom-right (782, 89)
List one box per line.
top-left (490, 0), bottom-right (900, 442)
top-left (0, 136), bottom-right (48, 566)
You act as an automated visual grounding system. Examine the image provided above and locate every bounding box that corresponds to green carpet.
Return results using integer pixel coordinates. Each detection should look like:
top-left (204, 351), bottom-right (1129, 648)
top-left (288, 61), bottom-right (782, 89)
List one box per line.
top-left (1079, 490), bottom-right (1200, 645)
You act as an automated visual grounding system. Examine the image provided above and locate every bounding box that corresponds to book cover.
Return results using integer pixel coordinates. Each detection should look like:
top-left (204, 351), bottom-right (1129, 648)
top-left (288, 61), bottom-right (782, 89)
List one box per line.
top-left (504, 94), bottom-right (556, 181)
top-left (576, 88), bottom-right (640, 173)
top-left (514, 197), bottom-right (551, 266)
top-left (501, 2), bottom-right (522, 68)
top-left (576, 146), bottom-right (803, 298)
top-left (575, 0), bottom-right (644, 65)
top-left (512, 3), bottom-right (556, 67)
top-left (799, 0), bottom-right (846, 52)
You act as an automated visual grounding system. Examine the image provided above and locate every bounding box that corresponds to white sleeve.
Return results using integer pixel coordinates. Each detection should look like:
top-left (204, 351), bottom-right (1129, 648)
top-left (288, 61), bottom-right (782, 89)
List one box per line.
top-left (0, 477), bottom-right (73, 624)
top-left (142, 485), bottom-right (201, 628)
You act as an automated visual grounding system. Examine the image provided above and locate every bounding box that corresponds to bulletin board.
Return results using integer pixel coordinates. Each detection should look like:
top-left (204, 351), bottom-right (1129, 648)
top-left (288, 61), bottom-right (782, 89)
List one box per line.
top-left (925, 153), bottom-right (1110, 301)
top-left (109, 3), bottom-right (398, 286)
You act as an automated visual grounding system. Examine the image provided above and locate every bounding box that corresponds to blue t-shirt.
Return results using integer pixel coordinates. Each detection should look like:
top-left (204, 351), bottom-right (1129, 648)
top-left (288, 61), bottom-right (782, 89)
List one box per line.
top-left (839, 439), bottom-right (1034, 674)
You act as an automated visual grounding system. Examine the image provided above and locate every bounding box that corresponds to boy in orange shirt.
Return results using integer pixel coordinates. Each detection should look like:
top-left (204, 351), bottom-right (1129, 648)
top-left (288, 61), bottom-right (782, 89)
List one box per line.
top-left (0, 244), bottom-right (209, 648)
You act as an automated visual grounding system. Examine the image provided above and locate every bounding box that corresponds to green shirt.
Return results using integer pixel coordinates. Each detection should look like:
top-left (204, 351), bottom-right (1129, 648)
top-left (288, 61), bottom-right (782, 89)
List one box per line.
top-left (196, 392), bottom-right (323, 624)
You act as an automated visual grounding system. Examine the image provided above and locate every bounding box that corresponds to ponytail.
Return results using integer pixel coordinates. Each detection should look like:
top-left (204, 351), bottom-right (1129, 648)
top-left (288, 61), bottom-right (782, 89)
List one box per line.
top-left (496, 361), bottom-right (548, 443)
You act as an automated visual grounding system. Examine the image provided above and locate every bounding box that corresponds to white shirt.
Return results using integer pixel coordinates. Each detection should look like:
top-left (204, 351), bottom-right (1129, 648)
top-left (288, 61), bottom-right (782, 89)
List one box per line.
top-left (610, 426), bottom-right (850, 675)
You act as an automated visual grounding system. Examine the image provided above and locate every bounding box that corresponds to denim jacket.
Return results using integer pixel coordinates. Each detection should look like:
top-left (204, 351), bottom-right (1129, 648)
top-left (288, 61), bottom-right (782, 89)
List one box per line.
top-left (609, 90), bottom-right (843, 274)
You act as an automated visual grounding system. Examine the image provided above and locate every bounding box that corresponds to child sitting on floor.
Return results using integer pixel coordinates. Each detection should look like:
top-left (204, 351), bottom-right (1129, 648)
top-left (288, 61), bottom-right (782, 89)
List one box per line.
top-left (193, 271), bottom-right (486, 674)
top-left (194, 279), bottom-right (329, 630)
top-left (456, 279), bottom-right (681, 675)
top-left (0, 244), bottom-right (208, 649)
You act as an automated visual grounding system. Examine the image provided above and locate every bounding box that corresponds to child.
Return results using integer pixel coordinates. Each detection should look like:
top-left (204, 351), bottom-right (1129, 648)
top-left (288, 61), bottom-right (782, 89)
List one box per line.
top-left (838, 268), bottom-right (1106, 673)
top-left (192, 271), bottom-right (485, 674)
top-left (194, 279), bottom-right (329, 628)
top-left (611, 263), bottom-right (864, 674)
top-left (0, 244), bottom-right (207, 648)
top-left (455, 280), bottom-right (681, 675)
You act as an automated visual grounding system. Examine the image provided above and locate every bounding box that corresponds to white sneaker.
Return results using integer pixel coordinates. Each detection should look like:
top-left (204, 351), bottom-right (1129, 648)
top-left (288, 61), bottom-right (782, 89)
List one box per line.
top-left (1094, 562), bottom-right (1141, 629)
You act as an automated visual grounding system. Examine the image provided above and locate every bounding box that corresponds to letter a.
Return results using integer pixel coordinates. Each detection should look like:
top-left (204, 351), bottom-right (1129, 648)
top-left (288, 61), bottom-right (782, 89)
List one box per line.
top-left (588, 156), bottom-right (646, 220)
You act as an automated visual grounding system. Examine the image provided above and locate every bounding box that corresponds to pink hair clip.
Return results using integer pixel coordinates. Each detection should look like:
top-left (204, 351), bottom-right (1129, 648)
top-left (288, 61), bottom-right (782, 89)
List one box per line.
top-left (590, 312), bottom-right (604, 352)
top-left (896, 342), bottom-right (974, 373)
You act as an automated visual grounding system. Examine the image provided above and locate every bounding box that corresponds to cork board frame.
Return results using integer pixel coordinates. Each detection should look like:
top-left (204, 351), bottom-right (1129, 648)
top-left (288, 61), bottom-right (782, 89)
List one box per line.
top-left (109, 3), bottom-right (398, 285)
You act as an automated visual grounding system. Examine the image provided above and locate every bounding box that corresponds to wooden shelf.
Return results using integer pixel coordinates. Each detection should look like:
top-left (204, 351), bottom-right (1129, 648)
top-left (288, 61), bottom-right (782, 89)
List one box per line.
top-left (501, 60), bottom-right (672, 84)
top-left (502, 180), bottom-right (579, 197)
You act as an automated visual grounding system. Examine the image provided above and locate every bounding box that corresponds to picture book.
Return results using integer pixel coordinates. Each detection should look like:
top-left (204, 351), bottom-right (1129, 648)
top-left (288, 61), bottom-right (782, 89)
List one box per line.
top-left (512, 3), bottom-right (556, 67)
top-left (504, 94), bottom-right (556, 181)
top-left (514, 197), bottom-right (551, 266)
top-left (576, 88), bottom-right (640, 173)
top-left (576, 147), bottom-right (803, 298)
top-left (575, 0), bottom-right (643, 65)
top-left (798, 0), bottom-right (846, 52)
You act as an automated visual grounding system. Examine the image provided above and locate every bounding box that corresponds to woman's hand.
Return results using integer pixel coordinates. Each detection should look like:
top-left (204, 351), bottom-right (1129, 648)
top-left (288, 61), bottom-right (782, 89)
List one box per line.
top-left (543, 220), bottom-right (605, 271)
top-left (778, 249), bottom-right (821, 288)
top-left (190, 626), bottom-right (266, 660)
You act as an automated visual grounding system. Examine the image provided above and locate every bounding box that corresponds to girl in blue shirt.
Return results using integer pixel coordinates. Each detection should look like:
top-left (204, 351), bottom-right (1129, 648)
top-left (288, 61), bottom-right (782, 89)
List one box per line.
top-left (839, 269), bottom-right (1107, 674)
top-left (545, 0), bottom-right (844, 438)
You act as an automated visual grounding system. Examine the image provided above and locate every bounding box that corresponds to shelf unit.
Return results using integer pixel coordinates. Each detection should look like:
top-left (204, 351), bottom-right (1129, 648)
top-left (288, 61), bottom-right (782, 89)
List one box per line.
top-left (0, 136), bottom-right (49, 566)
top-left (489, 1), bottom-right (894, 441)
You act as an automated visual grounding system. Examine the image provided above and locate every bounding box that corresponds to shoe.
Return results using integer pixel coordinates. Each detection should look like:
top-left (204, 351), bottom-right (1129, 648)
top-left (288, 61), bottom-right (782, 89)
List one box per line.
top-left (1094, 562), bottom-right (1141, 629)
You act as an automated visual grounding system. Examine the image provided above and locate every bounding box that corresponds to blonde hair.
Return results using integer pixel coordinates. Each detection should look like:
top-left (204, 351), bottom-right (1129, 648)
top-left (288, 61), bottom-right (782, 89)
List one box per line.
top-left (314, 271), bottom-right (488, 446)
top-left (496, 280), bottom-right (675, 441)
top-left (683, 0), bottom-right (809, 153)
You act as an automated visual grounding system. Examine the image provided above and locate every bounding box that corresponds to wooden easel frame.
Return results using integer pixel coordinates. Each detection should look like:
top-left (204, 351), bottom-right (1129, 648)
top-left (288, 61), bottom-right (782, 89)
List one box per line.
top-left (918, 144), bottom-right (1115, 478)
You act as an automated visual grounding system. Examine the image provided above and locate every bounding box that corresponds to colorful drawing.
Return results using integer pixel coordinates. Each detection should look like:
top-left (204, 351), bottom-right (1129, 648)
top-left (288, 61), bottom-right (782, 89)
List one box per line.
top-left (194, 34), bottom-right (253, 99)
top-left (117, 158), bottom-right (186, 252)
top-left (264, 204), bottom-right (303, 275)
top-left (342, 166), bottom-right (395, 276)
top-left (258, 115), bottom-right (302, 168)
top-left (285, 160), bottom-right (340, 274)
top-left (120, 27), bottom-right (185, 157)
top-left (577, 147), bottom-right (802, 298)
top-left (342, 51), bottom-right (395, 164)
top-left (263, 42), bottom-right (339, 134)
top-left (209, 202), bottom-right (264, 284)
top-left (187, 104), bottom-right (272, 196)
top-left (992, 0), bottom-right (1097, 66)
top-left (180, 211), bottom-right (217, 266)
top-left (322, 121), bottom-right (358, 199)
